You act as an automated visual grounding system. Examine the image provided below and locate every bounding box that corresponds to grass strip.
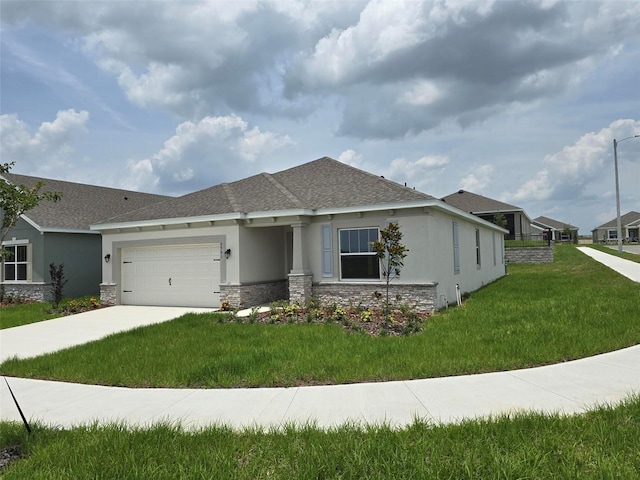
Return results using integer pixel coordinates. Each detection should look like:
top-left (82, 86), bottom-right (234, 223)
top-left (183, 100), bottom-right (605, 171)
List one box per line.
top-left (2, 395), bottom-right (639, 479)
top-left (585, 244), bottom-right (640, 263)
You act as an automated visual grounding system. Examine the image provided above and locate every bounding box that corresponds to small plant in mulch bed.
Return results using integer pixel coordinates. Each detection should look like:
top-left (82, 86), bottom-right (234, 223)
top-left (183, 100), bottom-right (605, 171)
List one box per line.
top-left (59, 297), bottom-right (104, 315)
top-left (219, 297), bottom-right (429, 337)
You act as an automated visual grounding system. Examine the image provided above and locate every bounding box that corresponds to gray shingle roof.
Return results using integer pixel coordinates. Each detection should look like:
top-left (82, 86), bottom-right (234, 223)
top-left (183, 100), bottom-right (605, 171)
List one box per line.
top-left (99, 157), bottom-right (436, 225)
top-left (594, 211), bottom-right (640, 229)
top-left (441, 190), bottom-right (522, 213)
top-left (533, 216), bottom-right (578, 230)
top-left (1, 173), bottom-right (171, 231)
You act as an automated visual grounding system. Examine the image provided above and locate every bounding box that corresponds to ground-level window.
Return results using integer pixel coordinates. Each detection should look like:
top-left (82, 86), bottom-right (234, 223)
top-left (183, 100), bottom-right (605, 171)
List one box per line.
top-left (607, 229), bottom-right (618, 240)
top-left (453, 222), bottom-right (460, 274)
top-left (339, 227), bottom-right (380, 279)
top-left (475, 228), bottom-right (481, 268)
top-left (2, 243), bottom-right (30, 281)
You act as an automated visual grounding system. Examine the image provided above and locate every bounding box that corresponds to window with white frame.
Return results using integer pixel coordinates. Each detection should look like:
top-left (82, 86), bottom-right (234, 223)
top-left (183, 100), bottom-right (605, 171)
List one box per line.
top-left (339, 227), bottom-right (380, 279)
top-left (607, 229), bottom-right (618, 240)
top-left (2, 243), bottom-right (30, 281)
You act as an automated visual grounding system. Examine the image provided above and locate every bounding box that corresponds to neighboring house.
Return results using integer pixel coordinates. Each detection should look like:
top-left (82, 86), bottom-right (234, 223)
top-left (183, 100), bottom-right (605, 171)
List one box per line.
top-left (591, 211), bottom-right (640, 244)
top-left (441, 190), bottom-right (534, 241)
top-left (532, 216), bottom-right (579, 243)
top-left (92, 157), bottom-right (508, 313)
top-left (1, 173), bottom-right (170, 301)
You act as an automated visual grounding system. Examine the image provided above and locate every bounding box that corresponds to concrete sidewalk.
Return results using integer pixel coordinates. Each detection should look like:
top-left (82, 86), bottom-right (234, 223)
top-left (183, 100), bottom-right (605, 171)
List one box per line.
top-left (577, 247), bottom-right (640, 282)
top-left (2, 345), bottom-right (638, 431)
top-left (2, 304), bottom-right (639, 431)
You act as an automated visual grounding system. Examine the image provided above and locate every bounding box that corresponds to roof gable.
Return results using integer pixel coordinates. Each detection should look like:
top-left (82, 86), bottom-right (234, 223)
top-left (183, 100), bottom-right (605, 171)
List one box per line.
top-left (98, 157), bottom-right (436, 225)
top-left (441, 190), bottom-right (522, 214)
top-left (594, 211), bottom-right (640, 229)
top-left (533, 216), bottom-right (578, 230)
top-left (1, 173), bottom-right (171, 231)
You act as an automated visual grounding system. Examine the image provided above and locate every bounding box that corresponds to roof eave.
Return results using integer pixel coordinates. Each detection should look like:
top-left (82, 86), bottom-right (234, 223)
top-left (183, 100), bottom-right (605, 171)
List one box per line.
top-left (91, 212), bottom-right (248, 231)
top-left (91, 199), bottom-right (509, 234)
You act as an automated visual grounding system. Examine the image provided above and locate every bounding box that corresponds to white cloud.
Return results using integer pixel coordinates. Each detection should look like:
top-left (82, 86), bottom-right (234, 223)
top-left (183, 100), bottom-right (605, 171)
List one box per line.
top-left (388, 154), bottom-right (450, 190)
top-left (124, 114), bottom-right (293, 194)
top-left (0, 110), bottom-right (89, 175)
top-left (459, 164), bottom-right (495, 193)
top-left (506, 119), bottom-right (640, 203)
top-left (338, 149), bottom-right (364, 167)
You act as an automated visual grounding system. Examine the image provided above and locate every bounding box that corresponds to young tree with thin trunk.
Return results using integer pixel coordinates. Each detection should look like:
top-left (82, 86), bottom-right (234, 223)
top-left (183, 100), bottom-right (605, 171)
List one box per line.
top-left (372, 222), bottom-right (408, 322)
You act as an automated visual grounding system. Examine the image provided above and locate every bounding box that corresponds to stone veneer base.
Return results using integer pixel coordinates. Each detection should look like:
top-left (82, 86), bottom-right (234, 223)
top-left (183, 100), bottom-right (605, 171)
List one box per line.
top-left (313, 282), bottom-right (438, 314)
top-left (100, 283), bottom-right (117, 306)
top-left (1, 283), bottom-right (51, 302)
top-left (220, 280), bottom-right (288, 309)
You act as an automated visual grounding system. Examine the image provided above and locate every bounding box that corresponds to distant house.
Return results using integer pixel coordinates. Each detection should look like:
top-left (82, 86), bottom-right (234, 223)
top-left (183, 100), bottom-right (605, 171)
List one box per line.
top-left (592, 211), bottom-right (640, 244)
top-left (92, 157), bottom-right (509, 312)
top-left (441, 190), bottom-right (534, 241)
top-left (1, 173), bottom-right (170, 301)
top-left (532, 216), bottom-right (579, 243)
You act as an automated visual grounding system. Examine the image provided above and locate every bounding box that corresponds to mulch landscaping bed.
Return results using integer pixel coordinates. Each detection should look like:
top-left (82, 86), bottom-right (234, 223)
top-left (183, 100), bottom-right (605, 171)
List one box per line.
top-left (220, 304), bottom-right (430, 336)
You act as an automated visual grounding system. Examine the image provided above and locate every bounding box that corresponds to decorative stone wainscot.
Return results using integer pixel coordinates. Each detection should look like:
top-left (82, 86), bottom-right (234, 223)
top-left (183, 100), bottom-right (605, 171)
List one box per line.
top-left (288, 274), bottom-right (313, 306)
top-left (220, 280), bottom-right (288, 309)
top-left (1, 283), bottom-right (51, 302)
top-left (313, 282), bottom-right (438, 314)
top-left (100, 283), bottom-right (117, 306)
top-left (505, 246), bottom-right (554, 264)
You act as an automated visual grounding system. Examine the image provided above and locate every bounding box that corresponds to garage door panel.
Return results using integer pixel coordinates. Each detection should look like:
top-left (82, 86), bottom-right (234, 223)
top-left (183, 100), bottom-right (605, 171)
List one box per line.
top-left (121, 243), bottom-right (220, 308)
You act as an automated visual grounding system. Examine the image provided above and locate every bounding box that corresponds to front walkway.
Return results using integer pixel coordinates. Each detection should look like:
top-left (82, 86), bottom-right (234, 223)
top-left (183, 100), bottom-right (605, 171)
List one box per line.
top-left (577, 247), bottom-right (640, 282)
top-left (1, 306), bottom-right (639, 431)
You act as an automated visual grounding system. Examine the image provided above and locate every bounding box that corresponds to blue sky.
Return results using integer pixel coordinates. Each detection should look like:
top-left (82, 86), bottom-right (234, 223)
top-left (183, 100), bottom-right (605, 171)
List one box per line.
top-left (1, 0), bottom-right (639, 234)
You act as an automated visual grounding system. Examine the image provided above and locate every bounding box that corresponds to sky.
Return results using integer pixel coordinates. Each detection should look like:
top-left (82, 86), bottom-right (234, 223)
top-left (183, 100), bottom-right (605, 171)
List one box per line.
top-left (1, 0), bottom-right (639, 235)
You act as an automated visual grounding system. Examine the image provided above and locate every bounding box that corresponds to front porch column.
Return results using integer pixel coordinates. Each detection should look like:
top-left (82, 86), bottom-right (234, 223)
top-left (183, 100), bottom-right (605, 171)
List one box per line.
top-left (288, 221), bottom-right (312, 305)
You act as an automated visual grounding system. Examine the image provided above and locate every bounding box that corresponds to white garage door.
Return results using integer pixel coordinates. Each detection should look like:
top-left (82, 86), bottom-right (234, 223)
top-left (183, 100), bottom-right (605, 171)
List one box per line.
top-left (121, 243), bottom-right (220, 308)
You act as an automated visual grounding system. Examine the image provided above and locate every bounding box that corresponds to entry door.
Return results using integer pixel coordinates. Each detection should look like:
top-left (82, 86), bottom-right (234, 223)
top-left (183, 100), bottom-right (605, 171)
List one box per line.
top-left (121, 244), bottom-right (220, 307)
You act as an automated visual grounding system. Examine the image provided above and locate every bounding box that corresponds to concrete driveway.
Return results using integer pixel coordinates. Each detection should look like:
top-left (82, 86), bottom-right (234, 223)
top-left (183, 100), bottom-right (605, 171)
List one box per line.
top-left (0, 305), bottom-right (216, 362)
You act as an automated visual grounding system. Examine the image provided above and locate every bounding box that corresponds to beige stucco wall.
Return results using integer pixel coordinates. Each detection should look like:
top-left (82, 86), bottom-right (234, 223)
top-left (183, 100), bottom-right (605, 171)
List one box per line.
top-left (306, 207), bottom-right (505, 309)
top-left (238, 226), bottom-right (286, 283)
top-left (100, 224), bottom-right (239, 304)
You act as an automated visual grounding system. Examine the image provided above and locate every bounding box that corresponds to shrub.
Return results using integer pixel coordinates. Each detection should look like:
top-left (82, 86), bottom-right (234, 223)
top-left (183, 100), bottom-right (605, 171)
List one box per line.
top-left (49, 263), bottom-right (68, 310)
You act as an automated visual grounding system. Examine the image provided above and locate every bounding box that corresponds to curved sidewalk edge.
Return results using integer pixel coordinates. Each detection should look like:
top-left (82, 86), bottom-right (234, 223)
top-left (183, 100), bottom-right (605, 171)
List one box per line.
top-left (2, 344), bottom-right (639, 431)
top-left (577, 247), bottom-right (640, 282)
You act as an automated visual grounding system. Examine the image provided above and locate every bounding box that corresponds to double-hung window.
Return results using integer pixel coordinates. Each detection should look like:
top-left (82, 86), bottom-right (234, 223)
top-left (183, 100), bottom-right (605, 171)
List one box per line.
top-left (2, 243), bottom-right (30, 281)
top-left (339, 227), bottom-right (380, 279)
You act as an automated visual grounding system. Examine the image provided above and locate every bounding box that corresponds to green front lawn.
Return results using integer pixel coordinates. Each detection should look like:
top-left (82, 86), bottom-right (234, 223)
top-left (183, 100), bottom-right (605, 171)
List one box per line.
top-left (0, 296), bottom-right (103, 330)
top-left (0, 302), bottom-right (61, 330)
top-left (1, 245), bottom-right (638, 388)
top-left (2, 395), bottom-right (639, 478)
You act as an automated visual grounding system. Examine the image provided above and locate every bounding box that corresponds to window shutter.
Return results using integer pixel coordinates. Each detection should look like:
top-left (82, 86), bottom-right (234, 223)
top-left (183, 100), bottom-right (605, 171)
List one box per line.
top-left (492, 233), bottom-right (497, 266)
top-left (27, 243), bottom-right (33, 282)
top-left (321, 224), bottom-right (333, 277)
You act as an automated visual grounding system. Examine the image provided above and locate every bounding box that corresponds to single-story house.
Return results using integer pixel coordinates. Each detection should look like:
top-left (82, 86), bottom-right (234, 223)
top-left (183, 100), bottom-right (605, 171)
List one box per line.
top-left (532, 216), bottom-right (579, 243)
top-left (1, 172), bottom-right (170, 301)
top-left (592, 211), bottom-right (640, 244)
top-left (441, 190), bottom-right (534, 241)
top-left (92, 157), bottom-right (509, 313)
